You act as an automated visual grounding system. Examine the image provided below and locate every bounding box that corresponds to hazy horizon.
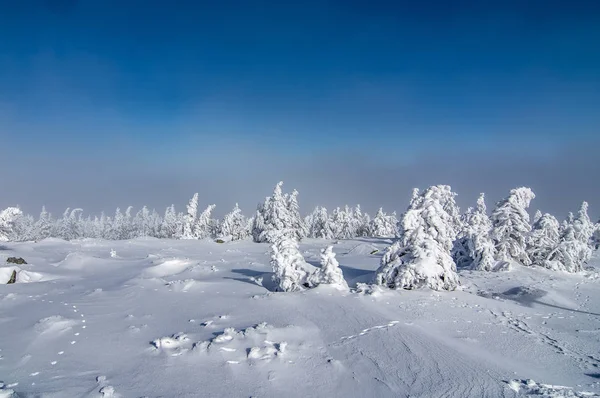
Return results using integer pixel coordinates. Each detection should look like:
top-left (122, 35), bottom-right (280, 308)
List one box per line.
top-left (1, 1), bottom-right (598, 220)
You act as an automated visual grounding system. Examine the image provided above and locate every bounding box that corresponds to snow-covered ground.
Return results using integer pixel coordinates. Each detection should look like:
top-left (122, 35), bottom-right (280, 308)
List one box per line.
top-left (1, 238), bottom-right (599, 397)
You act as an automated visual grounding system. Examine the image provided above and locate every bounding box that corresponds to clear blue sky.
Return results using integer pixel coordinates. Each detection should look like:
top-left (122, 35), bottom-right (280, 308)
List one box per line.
top-left (1, 0), bottom-right (599, 217)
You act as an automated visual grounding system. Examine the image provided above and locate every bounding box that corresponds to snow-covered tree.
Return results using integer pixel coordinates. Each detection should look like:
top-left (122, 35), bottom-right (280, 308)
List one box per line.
top-left (353, 205), bottom-right (371, 237)
top-left (287, 189), bottom-right (307, 240)
top-left (331, 206), bottom-right (355, 239)
top-left (308, 245), bottom-right (348, 289)
top-left (369, 208), bottom-right (398, 238)
top-left (545, 225), bottom-right (592, 273)
top-left (0, 207), bottom-right (23, 241)
top-left (220, 203), bottom-right (248, 241)
top-left (34, 206), bottom-right (53, 240)
top-left (252, 182), bottom-right (300, 243)
top-left (160, 205), bottom-right (179, 238)
top-left (55, 208), bottom-right (84, 240)
top-left (307, 206), bottom-right (335, 239)
top-left (11, 213), bottom-right (36, 241)
top-left (572, 202), bottom-right (594, 247)
top-left (490, 187), bottom-right (535, 265)
top-left (453, 193), bottom-right (496, 271)
top-left (182, 193), bottom-right (199, 239)
top-left (374, 185), bottom-right (461, 291)
top-left (526, 213), bottom-right (560, 266)
top-left (593, 222), bottom-right (600, 249)
top-left (270, 235), bottom-right (316, 292)
top-left (194, 204), bottom-right (217, 239)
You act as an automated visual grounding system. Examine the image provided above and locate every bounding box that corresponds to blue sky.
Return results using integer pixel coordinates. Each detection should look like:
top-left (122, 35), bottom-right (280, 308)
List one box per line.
top-left (1, 0), bottom-right (599, 217)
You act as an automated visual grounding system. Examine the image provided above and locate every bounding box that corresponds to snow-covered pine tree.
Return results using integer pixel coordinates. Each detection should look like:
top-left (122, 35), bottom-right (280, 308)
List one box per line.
top-left (369, 208), bottom-right (399, 238)
top-left (194, 204), bottom-right (217, 239)
top-left (34, 206), bottom-right (53, 240)
top-left (0, 207), bottom-right (22, 241)
top-left (544, 224), bottom-right (592, 273)
top-left (307, 206), bottom-right (334, 239)
top-left (453, 193), bottom-right (496, 271)
top-left (308, 245), bottom-right (348, 290)
top-left (252, 182), bottom-right (298, 243)
top-left (374, 185), bottom-right (461, 291)
top-left (270, 235), bottom-right (316, 292)
top-left (572, 201), bottom-right (594, 247)
top-left (134, 206), bottom-right (151, 237)
top-left (55, 208), bottom-right (84, 240)
top-left (526, 213), bottom-right (560, 266)
top-left (331, 206), bottom-right (356, 239)
top-left (490, 187), bottom-right (535, 265)
top-left (181, 193), bottom-right (199, 239)
top-left (11, 213), bottom-right (35, 242)
top-left (451, 207), bottom-right (474, 269)
top-left (353, 205), bottom-right (371, 237)
top-left (160, 205), bottom-right (178, 238)
top-left (287, 189), bottom-right (307, 240)
top-left (220, 203), bottom-right (248, 241)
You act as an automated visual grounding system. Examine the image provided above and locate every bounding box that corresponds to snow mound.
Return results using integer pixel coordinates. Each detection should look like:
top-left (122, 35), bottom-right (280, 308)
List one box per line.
top-left (0, 382), bottom-right (17, 398)
top-left (507, 379), bottom-right (600, 397)
top-left (53, 252), bottom-right (106, 270)
top-left (193, 322), bottom-right (296, 365)
top-left (0, 267), bottom-right (45, 283)
top-left (144, 258), bottom-right (194, 278)
top-left (151, 332), bottom-right (192, 356)
top-left (34, 315), bottom-right (77, 335)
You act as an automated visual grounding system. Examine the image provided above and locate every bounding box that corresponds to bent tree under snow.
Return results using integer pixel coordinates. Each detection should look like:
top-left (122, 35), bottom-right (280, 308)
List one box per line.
top-left (270, 235), bottom-right (316, 292)
top-left (375, 185), bottom-right (461, 291)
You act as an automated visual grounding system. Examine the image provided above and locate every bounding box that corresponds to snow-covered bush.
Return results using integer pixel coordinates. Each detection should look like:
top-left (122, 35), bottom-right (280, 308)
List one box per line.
top-left (270, 235), bottom-right (316, 292)
top-left (309, 245), bottom-right (348, 290)
top-left (374, 185), bottom-right (461, 291)
top-left (491, 187), bottom-right (535, 265)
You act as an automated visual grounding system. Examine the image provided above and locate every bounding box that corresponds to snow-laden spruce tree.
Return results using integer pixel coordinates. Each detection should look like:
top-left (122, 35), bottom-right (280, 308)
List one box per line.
top-left (270, 234), bottom-right (316, 292)
top-left (572, 201), bottom-right (594, 247)
top-left (593, 222), bottom-right (600, 249)
top-left (11, 214), bottom-right (35, 242)
top-left (453, 193), bottom-right (496, 271)
top-left (220, 203), bottom-right (248, 241)
top-left (287, 189), bottom-right (308, 240)
top-left (544, 224), bottom-right (592, 273)
top-left (194, 204), bottom-right (217, 239)
top-left (369, 208), bottom-right (399, 238)
top-left (307, 206), bottom-right (335, 239)
top-left (0, 207), bottom-right (23, 242)
top-left (34, 206), bottom-right (53, 240)
top-left (331, 206), bottom-right (356, 239)
top-left (526, 213), bottom-right (560, 266)
top-left (490, 187), bottom-right (535, 265)
top-left (160, 205), bottom-right (179, 238)
top-left (533, 210), bottom-right (543, 225)
top-left (252, 182), bottom-right (300, 243)
top-left (352, 205), bottom-right (371, 237)
top-left (181, 193), bottom-right (199, 239)
top-left (55, 208), bottom-right (84, 241)
top-left (374, 185), bottom-right (461, 291)
top-left (308, 245), bottom-right (348, 290)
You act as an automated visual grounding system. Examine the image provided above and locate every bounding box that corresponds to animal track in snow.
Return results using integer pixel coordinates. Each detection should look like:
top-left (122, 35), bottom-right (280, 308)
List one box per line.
top-left (490, 310), bottom-right (600, 369)
top-left (336, 321), bottom-right (400, 344)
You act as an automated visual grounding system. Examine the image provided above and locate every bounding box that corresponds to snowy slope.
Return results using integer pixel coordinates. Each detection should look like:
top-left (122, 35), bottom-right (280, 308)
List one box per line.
top-left (0, 238), bottom-right (599, 397)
